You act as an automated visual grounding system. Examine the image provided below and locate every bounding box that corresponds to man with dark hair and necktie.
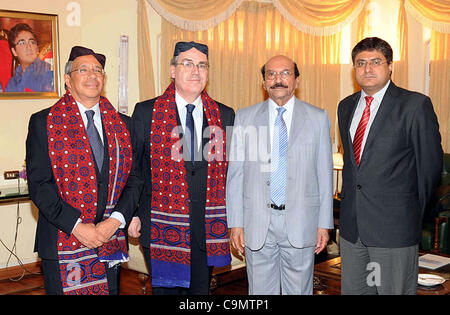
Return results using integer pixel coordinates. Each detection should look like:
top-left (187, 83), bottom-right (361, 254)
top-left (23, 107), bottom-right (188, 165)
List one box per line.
top-left (130, 41), bottom-right (235, 294)
top-left (226, 55), bottom-right (333, 294)
top-left (26, 46), bottom-right (143, 295)
top-left (338, 37), bottom-right (442, 295)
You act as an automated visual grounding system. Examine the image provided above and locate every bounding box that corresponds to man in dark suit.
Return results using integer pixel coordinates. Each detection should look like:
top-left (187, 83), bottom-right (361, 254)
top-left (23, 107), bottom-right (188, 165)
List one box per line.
top-left (337, 37), bottom-right (443, 295)
top-left (26, 46), bottom-right (142, 295)
top-left (129, 41), bottom-right (234, 295)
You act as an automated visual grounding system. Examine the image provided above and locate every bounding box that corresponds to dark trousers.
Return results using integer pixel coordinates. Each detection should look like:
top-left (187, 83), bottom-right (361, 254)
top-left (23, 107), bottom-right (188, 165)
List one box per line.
top-left (143, 241), bottom-right (213, 295)
top-left (41, 259), bottom-right (121, 295)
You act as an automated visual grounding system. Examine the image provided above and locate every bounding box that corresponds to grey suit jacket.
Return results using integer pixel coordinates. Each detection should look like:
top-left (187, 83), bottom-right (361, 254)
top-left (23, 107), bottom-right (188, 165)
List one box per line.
top-left (226, 97), bottom-right (334, 250)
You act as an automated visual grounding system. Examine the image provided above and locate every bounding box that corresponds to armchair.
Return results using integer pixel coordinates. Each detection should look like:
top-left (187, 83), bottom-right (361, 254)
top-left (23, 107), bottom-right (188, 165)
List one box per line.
top-left (421, 153), bottom-right (450, 254)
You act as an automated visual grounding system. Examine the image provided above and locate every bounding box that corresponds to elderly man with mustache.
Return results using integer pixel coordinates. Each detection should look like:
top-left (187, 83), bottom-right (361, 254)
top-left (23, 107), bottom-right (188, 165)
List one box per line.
top-left (226, 55), bottom-right (333, 294)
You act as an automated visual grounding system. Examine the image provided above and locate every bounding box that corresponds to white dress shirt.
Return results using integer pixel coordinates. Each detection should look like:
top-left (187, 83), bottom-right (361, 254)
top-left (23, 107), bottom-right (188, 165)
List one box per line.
top-left (349, 80), bottom-right (390, 160)
top-left (268, 96), bottom-right (295, 149)
top-left (72, 101), bottom-right (126, 232)
top-left (175, 92), bottom-right (204, 150)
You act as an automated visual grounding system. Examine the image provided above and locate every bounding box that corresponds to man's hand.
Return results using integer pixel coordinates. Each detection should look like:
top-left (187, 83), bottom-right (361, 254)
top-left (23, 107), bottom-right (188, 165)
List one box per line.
top-left (72, 222), bottom-right (104, 249)
top-left (128, 216), bottom-right (141, 238)
top-left (96, 218), bottom-right (121, 243)
top-left (230, 227), bottom-right (245, 255)
top-left (315, 228), bottom-right (330, 254)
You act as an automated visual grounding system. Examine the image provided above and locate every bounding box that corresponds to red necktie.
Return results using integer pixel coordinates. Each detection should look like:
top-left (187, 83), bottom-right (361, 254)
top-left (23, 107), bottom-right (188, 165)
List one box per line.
top-left (353, 96), bottom-right (373, 166)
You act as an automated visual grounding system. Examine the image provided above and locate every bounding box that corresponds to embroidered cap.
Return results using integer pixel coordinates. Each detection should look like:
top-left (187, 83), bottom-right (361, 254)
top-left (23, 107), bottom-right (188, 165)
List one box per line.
top-left (173, 41), bottom-right (208, 58)
top-left (68, 46), bottom-right (106, 68)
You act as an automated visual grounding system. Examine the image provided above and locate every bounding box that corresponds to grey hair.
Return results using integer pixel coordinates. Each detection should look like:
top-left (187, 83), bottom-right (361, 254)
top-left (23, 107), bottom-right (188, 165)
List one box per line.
top-left (170, 55), bottom-right (178, 66)
top-left (65, 61), bottom-right (73, 74)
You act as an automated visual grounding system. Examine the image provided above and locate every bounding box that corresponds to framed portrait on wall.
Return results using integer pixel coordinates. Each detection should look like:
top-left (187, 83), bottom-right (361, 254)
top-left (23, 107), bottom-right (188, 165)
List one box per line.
top-left (0, 10), bottom-right (60, 99)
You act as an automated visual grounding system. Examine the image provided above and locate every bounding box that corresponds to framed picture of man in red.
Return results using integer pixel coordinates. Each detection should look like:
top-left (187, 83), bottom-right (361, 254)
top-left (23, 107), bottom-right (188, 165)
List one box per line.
top-left (0, 10), bottom-right (60, 98)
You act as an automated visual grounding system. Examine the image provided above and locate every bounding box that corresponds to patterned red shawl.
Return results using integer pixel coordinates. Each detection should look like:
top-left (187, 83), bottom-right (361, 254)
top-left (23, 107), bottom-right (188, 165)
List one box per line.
top-left (150, 82), bottom-right (231, 288)
top-left (47, 91), bottom-right (132, 294)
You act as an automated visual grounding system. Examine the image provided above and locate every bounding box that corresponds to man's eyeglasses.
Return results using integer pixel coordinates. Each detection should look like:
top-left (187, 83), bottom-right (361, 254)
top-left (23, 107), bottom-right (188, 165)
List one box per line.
top-left (355, 59), bottom-right (388, 68)
top-left (15, 39), bottom-right (38, 47)
top-left (176, 60), bottom-right (209, 71)
top-left (71, 67), bottom-right (105, 76)
top-left (265, 70), bottom-right (293, 80)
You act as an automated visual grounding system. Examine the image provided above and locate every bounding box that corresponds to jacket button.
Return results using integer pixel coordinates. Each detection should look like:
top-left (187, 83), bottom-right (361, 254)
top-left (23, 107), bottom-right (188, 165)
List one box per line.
top-left (266, 180), bottom-right (270, 186)
top-left (357, 184), bottom-right (362, 190)
top-left (267, 203), bottom-right (271, 208)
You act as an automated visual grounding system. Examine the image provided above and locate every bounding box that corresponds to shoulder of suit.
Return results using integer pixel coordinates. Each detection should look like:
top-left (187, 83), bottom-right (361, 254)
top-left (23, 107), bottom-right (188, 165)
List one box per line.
top-left (215, 101), bottom-right (235, 115)
top-left (135, 97), bottom-right (158, 110)
top-left (118, 112), bottom-right (132, 123)
top-left (294, 98), bottom-right (329, 121)
top-left (30, 106), bottom-right (52, 121)
top-left (391, 84), bottom-right (429, 103)
top-left (296, 98), bottom-right (325, 113)
top-left (339, 91), bottom-right (360, 105)
top-left (235, 101), bottom-right (265, 116)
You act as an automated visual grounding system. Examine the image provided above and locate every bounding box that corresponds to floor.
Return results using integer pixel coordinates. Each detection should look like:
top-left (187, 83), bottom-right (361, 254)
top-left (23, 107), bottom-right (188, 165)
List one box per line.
top-left (0, 251), bottom-right (334, 295)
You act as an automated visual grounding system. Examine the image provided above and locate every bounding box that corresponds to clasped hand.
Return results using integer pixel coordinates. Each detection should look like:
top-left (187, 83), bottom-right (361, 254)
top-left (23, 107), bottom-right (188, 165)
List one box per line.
top-left (72, 218), bottom-right (121, 249)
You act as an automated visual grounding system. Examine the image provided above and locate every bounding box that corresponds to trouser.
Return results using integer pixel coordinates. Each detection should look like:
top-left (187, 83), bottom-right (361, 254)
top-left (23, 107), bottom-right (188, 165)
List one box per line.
top-left (340, 236), bottom-right (418, 295)
top-left (41, 259), bottom-right (121, 295)
top-left (245, 209), bottom-right (315, 295)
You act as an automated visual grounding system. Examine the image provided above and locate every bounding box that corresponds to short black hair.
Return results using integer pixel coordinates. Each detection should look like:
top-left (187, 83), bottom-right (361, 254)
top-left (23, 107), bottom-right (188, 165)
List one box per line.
top-left (8, 23), bottom-right (39, 50)
top-left (351, 37), bottom-right (393, 65)
top-left (261, 62), bottom-right (300, 80)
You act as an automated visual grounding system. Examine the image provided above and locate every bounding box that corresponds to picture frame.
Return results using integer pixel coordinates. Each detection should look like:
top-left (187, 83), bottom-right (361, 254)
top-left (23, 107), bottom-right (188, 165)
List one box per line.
top-left (0, 9), bottom-right (60, 99)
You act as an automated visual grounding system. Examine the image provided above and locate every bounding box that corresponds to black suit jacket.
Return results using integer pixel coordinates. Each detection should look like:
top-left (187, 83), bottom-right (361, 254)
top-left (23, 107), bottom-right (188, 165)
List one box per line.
top-left (26, 107), bottom-right (143, 260)
top-left (132, 97), bottom-right (235, 251)
top-left (338, 81), bottom-right (443, 247)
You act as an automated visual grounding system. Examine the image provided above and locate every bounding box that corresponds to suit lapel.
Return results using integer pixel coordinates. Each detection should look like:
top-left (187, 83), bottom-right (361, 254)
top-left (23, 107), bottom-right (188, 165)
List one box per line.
top-left (254, 100), bottom-right (271, 157)
top-left (360, 82), bottom-right (398, 163)
top-left (288, 98), bottom-right (307, 148)
top-left (344, 92), bottom-right (361, 168)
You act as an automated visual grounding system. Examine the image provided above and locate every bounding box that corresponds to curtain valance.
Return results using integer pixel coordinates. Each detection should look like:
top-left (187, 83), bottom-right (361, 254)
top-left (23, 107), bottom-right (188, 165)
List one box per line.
top-left (405, 0), bottom-right (450, 33)
top-left (148, 0), bottom-right (366, 35)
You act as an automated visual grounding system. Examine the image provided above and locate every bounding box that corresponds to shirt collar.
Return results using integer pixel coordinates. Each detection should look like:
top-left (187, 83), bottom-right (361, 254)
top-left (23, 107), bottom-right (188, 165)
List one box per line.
top-left (268, 95), bottom-right (295, 113)
top-left (175, 91), bottom-right (203, 109)
top-left (76, 100), bottom-right (101, 118)
top-left (361, 80), bottom-right (391, 105)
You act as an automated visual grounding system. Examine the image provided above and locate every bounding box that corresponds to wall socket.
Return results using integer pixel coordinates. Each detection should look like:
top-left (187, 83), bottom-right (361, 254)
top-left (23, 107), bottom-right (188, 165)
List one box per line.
top-left (4, 170), bottom-right (19, 180)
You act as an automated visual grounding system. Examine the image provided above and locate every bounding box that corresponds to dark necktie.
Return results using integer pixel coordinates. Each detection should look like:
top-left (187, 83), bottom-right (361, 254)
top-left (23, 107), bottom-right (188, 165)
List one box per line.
top-left (185, 104), bottom-right (195, 164)
top-left (85, 110), bottom-right (104, 172)
top-left (353, 96), bottom-right (373, 166)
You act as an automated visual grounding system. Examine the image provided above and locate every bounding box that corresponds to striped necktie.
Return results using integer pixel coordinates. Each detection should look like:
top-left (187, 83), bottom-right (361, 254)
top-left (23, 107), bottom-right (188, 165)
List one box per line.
top-left (271, 106), bottom-right (288, 207)
top-left (353, 96), bottom-right (373, 166)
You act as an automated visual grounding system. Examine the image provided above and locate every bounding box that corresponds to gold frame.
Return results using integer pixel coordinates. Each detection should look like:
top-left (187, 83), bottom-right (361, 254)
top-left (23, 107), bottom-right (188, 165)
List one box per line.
top-left (0, 9), bottom-right (60, 99)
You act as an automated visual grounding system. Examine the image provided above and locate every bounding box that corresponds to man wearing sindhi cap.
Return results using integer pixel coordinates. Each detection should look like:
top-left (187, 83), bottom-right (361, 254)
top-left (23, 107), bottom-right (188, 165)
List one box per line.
top-left (26, 46), bottom-right (143, 295)
top-left (130, 41), bottom-right (235, 294)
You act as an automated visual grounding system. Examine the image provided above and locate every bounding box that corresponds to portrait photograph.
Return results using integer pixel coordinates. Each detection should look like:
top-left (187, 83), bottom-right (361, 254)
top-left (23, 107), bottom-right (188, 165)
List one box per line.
top-left (0, 10), bottom-right (60, 98)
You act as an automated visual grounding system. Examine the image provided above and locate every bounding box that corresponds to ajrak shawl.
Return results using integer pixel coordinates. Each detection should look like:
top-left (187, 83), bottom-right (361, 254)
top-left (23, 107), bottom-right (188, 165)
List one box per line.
top-left (47, 91), bottom-right (132, 295)
top-left (150, 82), bottom-right (231, 288)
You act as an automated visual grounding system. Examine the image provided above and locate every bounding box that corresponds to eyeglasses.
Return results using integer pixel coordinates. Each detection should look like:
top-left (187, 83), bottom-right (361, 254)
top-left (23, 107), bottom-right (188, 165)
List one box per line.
top-left (71, 67), bottom-right (105, 76)
top-left (15, 39), bottom-right (37, 47)
top-left (265, 70), bottom-right (293, 80)
top-left (355, 59), bottom-right (388, 68)
top-left (175, 60), bottom-right (209, 71)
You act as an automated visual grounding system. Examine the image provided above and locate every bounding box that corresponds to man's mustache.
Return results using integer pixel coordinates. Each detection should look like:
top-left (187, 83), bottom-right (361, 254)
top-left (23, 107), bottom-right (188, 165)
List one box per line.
top-left (270, 83), bottom-right (288, 89)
